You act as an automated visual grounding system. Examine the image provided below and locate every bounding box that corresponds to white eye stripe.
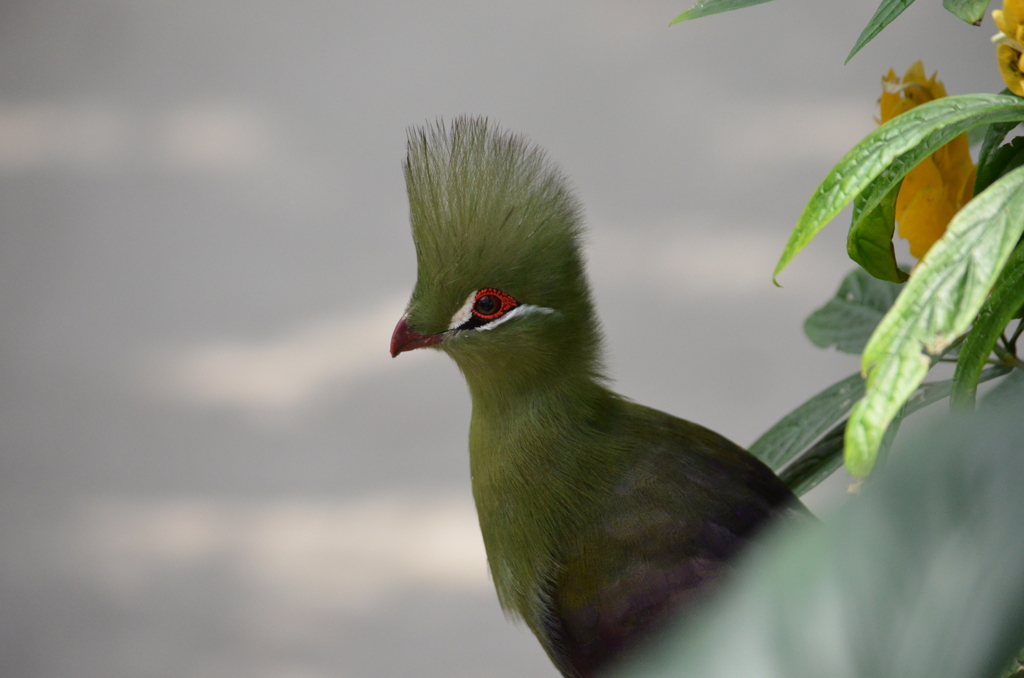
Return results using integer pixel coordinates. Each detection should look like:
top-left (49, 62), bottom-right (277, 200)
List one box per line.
top-left (474, 303), bottom-right (554, 330)
top-left (447, 292), bottom-right (478, 331)
top-left (446, 291), bottom-right (555, 332)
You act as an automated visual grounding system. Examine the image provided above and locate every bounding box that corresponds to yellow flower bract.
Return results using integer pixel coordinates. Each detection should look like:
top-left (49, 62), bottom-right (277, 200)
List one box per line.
top-left (993, 0), bottom-right (1024, 95)
top-left (879, 62), bottom-right (976, 260)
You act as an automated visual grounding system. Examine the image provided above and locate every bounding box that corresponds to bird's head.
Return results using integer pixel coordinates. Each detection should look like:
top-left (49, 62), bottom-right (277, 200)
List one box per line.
top-left (390, 117), bottom-right (603, 387)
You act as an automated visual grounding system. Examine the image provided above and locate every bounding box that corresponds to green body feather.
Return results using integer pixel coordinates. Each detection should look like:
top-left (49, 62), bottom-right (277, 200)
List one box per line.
top-left (399, 118), bottom-right (800, 677)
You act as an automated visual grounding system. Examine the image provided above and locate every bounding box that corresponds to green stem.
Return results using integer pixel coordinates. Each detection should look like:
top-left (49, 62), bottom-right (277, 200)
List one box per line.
top-left (1010, 319), bottom-right (1024, 349)
top-left (994, 343), bottom-right (1024, 370)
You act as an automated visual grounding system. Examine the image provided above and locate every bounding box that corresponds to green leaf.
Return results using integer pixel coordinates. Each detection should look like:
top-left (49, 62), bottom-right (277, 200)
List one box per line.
top-left (750, 373), bottom-right (865, 472)
top-left (775, 94), bottom-right (1024, 283)
top-left (846, 0), bottom-right (917, 64)
top-left (778, 420), bottom-right (845, 495)
top-left (669, 0), bottom-right (774, 24)
top-left (977, 109), bottom-right (1018, 160)
top-left (847, 182), bottom-right (909, 283)
top-left (778, 366), bottom-right (1006, 494)
top-left (975, 105), bottom-right (1019, 192)
top-left (871, 401), bottom-right (904, 470)
top-left (804, 268), bottom-right (904, 353)
top-left (968, 123), bottom-right (991, 148)
top-left (1001, 139), bottom-right (1024, 176)
top-left (951, 239), bottom-right (1024, 410)
top-left (943, 0), bottom-right (991, 24)
top-left (845, 165), bottom-right (1024, 477)
top-left (977, 136), bottom-right (1024, 195)
top-left (612, 412), bottom-right (1024, 678)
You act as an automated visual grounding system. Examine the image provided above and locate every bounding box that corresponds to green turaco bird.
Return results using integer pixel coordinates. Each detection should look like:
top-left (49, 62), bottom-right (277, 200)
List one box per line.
top-left (390, 117), bottom-right (803, 677)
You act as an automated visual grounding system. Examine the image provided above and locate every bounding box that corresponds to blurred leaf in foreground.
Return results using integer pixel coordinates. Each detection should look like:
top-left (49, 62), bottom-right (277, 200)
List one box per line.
top-left (981, 367), bottom-right (1024, 410)
top-left (610, 410), bottom-right (1024, 678)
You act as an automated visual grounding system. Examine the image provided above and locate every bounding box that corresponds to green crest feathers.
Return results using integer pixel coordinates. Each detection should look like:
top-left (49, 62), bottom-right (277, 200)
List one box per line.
top-left (403, 117), bottom-right (591, 334)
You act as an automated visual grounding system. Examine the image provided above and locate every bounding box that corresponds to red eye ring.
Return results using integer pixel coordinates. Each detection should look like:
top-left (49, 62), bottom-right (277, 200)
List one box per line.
top-left (472, 288), bottom-right (518, 320)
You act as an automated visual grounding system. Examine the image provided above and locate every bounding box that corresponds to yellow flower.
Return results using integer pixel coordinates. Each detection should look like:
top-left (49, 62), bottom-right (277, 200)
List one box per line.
top-left (993, 0), bottom-right (1024, 95)
top-left (879, 62), bottom-right (976, 260)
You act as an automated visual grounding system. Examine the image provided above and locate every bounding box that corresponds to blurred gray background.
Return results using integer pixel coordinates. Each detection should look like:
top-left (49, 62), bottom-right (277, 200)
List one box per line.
top-left (0, 1), bottom-right (1004, 677)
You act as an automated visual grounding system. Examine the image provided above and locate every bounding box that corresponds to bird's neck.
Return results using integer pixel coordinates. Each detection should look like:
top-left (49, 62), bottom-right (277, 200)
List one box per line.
top-left (462, 356), bottom-right (623, 631)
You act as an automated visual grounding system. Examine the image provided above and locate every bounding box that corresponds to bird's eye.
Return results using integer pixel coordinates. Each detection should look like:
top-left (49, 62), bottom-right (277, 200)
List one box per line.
top-left (474, 294), bottom-right (499, 316)
top-left (472, 288), bottom-right (517, 320)
top-left (447, 288), bottom-right (525, 332)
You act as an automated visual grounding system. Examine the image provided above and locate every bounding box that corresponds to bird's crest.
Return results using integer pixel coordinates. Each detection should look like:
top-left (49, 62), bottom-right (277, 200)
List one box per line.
top-left (403, 117), bottom-right (589, 335)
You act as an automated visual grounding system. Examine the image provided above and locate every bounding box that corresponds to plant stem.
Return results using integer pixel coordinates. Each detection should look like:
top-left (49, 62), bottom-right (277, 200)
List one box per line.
top-left (1010, 319), bottom-right (1024, 350)
top-left (994, 343), bottom-right (1024, 370)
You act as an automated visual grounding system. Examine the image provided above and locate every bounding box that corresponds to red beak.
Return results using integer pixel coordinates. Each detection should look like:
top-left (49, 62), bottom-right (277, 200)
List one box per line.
top-left (390, 316), bottom-right (443, 357)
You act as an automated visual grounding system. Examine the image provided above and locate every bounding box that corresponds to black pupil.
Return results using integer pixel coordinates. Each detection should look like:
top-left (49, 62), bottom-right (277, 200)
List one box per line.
top-left (475, 295), bottom-right (500, 316)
